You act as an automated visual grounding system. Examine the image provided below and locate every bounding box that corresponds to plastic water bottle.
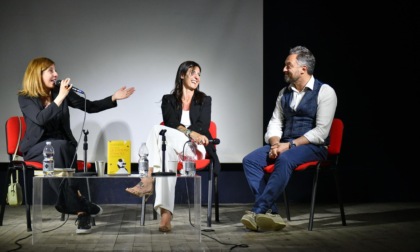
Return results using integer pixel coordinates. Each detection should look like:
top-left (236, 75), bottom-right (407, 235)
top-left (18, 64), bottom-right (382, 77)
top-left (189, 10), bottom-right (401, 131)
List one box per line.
top-left (138, 142), bottom-right (149, 177)
top-left (182, 141), bottom-right (197, 176)
top-left (43, 141), bottom-right (54, 176)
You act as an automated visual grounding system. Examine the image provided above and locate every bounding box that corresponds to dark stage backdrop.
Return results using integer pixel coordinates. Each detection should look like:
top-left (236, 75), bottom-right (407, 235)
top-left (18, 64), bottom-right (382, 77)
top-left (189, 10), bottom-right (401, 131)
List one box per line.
top-left (263, 1), bottom-right (419, 202)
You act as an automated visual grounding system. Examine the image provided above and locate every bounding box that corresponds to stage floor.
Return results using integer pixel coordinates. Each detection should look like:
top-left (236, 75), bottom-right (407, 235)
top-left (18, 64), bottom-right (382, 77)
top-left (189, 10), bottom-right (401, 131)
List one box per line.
top-left (1, 202), bottom-right (420, 251)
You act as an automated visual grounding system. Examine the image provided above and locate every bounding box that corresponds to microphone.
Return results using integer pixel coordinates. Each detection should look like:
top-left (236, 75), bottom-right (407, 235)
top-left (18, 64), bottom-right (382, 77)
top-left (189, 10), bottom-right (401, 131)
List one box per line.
top-left (209, 138), bottom-right (220, 145)
top-left (188, 138), bottom-right (220, 144)
top-left (55, 80), bottom-right (85, 94)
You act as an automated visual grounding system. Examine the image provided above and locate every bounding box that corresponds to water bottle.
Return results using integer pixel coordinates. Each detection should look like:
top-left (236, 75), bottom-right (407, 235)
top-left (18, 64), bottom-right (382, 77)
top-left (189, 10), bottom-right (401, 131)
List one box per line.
top-left (182, 141), bottom-right (197, 176)
top-left (138, 142), bottom-right (149, 177)
top-left (43, 141), bottom-right (54, 176)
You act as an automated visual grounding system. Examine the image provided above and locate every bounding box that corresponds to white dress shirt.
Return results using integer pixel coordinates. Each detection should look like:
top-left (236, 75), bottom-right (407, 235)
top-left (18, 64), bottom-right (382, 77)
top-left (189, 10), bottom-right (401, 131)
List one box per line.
top-left (264, 76), bottom-right (337, 145)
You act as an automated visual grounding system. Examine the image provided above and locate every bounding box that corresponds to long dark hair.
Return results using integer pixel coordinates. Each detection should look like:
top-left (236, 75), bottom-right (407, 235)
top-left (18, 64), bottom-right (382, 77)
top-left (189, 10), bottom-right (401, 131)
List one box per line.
top-left (171, 60), bottom-right (206, 109)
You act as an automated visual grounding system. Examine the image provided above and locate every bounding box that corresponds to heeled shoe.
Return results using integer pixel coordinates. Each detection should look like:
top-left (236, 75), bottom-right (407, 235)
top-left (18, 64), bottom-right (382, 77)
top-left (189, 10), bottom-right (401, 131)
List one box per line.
top-left (159, 209), bottom-right (173, 232)
top-left (125, 185), bottom-right (153, 200)
top-left (158, 223), bottom-right (172, 233)
top-left (125, 178), bottom-right (153, 199)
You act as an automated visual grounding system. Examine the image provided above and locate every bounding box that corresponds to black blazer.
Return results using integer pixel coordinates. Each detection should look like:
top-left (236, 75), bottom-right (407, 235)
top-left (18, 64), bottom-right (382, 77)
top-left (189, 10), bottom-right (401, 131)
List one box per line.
top-left (161, 94), bottom-right (221, 175)
top-left (18, 86), bottom-right (117, 154)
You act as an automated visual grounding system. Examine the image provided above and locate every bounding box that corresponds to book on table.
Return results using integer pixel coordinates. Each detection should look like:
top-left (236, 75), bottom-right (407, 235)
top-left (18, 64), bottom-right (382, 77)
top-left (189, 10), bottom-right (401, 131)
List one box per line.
top-left (107, 140), bottom-right (131, 175)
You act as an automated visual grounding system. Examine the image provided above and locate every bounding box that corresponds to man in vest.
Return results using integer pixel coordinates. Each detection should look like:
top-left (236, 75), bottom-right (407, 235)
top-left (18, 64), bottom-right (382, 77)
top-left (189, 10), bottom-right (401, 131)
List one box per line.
top-left (241, 46), bottom-right (337, 231)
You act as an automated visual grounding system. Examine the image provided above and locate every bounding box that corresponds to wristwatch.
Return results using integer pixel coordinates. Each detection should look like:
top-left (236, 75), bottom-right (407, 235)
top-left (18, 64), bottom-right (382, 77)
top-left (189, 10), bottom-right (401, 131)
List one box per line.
top-left (289, 140), bottom-right (296, 149)
top-left (185, 129), bottom-right (192, 138)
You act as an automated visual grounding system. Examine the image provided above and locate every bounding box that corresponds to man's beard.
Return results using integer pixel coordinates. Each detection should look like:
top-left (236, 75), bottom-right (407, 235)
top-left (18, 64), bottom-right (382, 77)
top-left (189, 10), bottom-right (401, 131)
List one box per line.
top-left (284, 75), bottom-right (291, 84)
top-left (284, 74), bottom-right (297, 85)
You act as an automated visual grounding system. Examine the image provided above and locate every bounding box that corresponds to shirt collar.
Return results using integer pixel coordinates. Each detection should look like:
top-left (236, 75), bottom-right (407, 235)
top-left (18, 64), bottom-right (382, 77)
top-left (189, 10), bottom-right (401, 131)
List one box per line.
top-left (288, 75), bottom-right (315, 91)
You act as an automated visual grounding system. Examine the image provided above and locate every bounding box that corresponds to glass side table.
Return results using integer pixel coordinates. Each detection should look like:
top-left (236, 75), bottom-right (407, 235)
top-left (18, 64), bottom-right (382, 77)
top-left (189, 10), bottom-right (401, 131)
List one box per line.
top-left (32, 175), bottom-right (201, 245)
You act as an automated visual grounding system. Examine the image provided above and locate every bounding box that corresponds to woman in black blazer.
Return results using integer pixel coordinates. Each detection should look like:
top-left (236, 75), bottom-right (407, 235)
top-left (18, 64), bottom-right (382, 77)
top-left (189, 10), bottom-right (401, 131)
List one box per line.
top-left (18, 57), bottom-right (135, 234)
top-left (19, 58), bottom-right (135, 167)
top-left (126, 60), bottom-right (220, 232)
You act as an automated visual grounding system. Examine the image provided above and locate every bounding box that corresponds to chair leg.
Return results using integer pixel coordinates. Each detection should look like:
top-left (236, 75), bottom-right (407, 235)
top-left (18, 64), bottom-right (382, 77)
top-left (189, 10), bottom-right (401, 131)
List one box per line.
top-left (214, 175), bottom-right (219, 223)
top-left (207, 180), bottom-right (212, 227)
top-left (0, 196), bottom-right (5, 226)
top-left (308, 166), bottom-right (320, 231)
top-left (153, 208), bottom-right (157, 220)
top-left (283, 188), bottom-right (291, 221)
top-left (140, 188), bottom-right (157, 226)
top-left (140, 195), bottom-right (146, 226)
top-left (152, 180), bottom-right (158, 220)
top-left (206, 166), bottom-right (213, 227)
top-left (0, 168), bottom-right (12, 226)
top-left (334, 169), bottom-right (347, 226)
top-left (21, 166), bottom-right (32, 232)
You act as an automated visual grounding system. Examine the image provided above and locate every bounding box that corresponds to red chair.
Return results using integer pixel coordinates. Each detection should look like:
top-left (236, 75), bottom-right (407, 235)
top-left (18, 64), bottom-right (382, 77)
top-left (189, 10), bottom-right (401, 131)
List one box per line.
top-left (0, 116), bottom-right (91, 231)
top-left (263, 118), bottom-right (346, 231)
top-left (141, 121), bottom-right (220, 227)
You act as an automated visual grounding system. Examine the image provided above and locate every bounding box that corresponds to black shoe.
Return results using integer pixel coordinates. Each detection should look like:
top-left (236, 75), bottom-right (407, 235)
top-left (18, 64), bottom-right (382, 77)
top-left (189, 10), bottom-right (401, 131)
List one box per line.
top-left (88, 202), bottom-right (103, 217)
top-left (75, 213), bottom-right (92, 234)
top-left (80, 196), bottom-right (103, 217)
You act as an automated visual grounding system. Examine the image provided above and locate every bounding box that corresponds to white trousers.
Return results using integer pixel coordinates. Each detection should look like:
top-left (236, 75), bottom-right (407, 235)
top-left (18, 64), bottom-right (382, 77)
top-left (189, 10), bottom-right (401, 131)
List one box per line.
top-left (146, 125), bottom-right (206, 215)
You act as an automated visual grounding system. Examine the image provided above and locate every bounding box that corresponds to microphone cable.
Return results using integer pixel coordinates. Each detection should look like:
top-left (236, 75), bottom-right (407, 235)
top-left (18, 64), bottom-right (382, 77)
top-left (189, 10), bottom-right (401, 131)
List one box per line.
top-left (5, 213), bottom-right (70, 252)
top-left (182, 156), bottom-right (249, 251)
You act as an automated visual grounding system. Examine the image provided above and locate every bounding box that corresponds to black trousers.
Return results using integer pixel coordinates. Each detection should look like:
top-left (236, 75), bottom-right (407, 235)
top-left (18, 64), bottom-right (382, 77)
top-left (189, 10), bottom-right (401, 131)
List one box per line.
top-left (23, 139), bottom-right (77, 168)
top-left (25, 139), bottom-right (87, 214)
top-left (54, 178), bottom-right (89, 215)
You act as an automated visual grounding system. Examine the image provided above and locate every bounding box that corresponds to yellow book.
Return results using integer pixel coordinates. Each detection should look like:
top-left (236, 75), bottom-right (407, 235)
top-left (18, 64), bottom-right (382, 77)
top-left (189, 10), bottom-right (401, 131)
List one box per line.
top-left (107, 140), bottom-right (131, 175)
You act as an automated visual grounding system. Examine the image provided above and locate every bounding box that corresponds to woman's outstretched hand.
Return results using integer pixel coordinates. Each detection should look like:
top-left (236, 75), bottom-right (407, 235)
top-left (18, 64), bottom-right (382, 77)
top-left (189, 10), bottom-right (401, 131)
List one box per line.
top-left (112, 86), bottom-right (135, 101)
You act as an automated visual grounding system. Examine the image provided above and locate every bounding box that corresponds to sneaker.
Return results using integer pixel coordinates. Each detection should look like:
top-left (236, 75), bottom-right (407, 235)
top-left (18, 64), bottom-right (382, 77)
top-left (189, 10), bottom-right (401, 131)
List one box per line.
top-left (88, 202), bottom-right (103, 217)
top-left (240, 211), bottom-right (258, 231)
top-left (256, 210), bottom-right (286, 231)
top-left (80, 196), bottom-right (103, 217)
top-left (75, 213), bottom-right (92, 234)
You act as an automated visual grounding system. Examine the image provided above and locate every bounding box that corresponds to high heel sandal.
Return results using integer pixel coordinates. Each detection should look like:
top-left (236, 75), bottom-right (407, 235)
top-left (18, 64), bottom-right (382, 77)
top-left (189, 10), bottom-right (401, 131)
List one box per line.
top-left (159, 209), bottom-right (173, 232)
top-left (158, 224), bottom-right (172, 233)
top-left (125, 178), bottom-right (154, 199)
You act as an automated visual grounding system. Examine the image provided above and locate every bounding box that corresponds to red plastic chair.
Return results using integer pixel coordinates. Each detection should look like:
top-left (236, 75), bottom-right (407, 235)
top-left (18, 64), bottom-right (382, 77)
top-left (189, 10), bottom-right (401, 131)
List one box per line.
top-left (263, 118), bottom-right (346, 231)
top-left (142, 121), bottom-right (219, 227)
top-left (0, 116), bottom-right (91, 231)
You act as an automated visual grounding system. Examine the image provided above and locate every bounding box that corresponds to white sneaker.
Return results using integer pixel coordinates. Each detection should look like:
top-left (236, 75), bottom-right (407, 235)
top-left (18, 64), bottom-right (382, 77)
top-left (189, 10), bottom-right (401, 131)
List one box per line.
top-left (240, 211), bottom-right (258, 231)
top-left (256, 210), bottom-right (286, 231)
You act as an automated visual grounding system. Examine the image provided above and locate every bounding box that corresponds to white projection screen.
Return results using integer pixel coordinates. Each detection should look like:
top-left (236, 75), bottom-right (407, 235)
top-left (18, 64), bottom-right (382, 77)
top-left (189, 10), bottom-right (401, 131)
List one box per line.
top-left (0, 0), bottom-right (263, 164)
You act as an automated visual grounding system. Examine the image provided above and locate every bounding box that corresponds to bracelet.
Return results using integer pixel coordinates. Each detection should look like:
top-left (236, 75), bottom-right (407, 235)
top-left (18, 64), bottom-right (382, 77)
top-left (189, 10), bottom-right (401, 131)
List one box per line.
top-left (185, 129), bottom-right (192, 137)
top-left (271, 142), bottom-right (280, 147)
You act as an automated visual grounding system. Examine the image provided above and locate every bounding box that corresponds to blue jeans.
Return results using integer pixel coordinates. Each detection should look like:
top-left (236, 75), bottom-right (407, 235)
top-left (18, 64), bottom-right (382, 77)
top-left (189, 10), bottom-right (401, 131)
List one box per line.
top-left (242, 143), bottom-right (327, 214)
